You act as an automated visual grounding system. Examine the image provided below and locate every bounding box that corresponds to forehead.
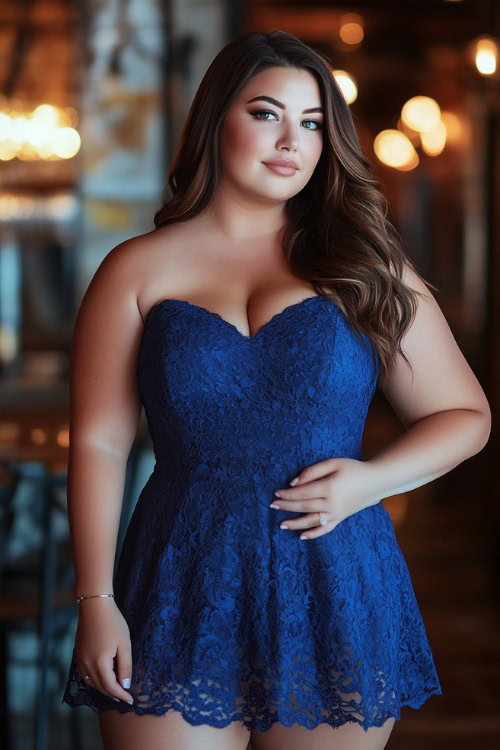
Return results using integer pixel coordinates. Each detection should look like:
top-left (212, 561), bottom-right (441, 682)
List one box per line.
top-left (237, 66), bottom-right (322, 105)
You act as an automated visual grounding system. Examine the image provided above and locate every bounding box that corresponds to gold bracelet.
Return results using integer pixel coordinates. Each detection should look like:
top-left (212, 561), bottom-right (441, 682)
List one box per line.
top-left (76, 593), bottom-right (114, 604)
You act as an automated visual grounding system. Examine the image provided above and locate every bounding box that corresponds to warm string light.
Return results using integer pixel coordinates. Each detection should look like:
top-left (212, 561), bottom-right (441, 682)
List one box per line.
top-left (0, 103), bottom-right (81, 161)
top-left (472, 36), bottom-right (498, 76)
top-left (328, 10), bottom-right (498, 172)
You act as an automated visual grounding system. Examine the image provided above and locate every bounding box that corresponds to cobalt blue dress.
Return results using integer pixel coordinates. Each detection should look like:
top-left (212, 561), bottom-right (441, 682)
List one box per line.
top-left (61, 294), bottom-right (442, 731)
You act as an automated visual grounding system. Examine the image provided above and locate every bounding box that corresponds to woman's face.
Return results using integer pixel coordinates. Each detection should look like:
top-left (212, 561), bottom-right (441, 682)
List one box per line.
top-left (219, 66), bottom-right (324, 204)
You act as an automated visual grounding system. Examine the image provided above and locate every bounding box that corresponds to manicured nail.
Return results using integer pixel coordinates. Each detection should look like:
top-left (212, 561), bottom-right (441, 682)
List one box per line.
top-left (280, 524), bottom-right (289, 530)
top-left (289, 477), bottom-right (299, 486)
top-left (274, 491), bottom-right (281, 497)
top-left (112, 697), bottom-right (119, 702)
top-left (127, 699), bottom-right (134, 705)
top-left (122, 677), bottom-right (131, 688)
top-left (269, 504), bottom-right (280, 509)
top-left (300, 534), bottom-right (308, 540)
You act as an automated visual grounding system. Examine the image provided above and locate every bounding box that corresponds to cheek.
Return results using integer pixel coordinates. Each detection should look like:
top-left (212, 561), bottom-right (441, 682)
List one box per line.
top-left (221, 118), bottom-right (269, 163)
top-left (308, 132), bottom-right (323, 159)
top-left (303, 135), bottom-right (323, 173)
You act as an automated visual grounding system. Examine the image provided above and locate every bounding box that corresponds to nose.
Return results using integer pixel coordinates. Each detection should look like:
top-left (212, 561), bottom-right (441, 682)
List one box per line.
top-left (276, 123), bottom-right (299, 152)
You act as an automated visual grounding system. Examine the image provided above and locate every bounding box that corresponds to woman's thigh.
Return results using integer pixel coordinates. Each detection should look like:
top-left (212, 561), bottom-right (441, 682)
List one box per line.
top-left (250, 716), bottom-right (396, 750)
top-left (98, 707), bottom-right (251, 750)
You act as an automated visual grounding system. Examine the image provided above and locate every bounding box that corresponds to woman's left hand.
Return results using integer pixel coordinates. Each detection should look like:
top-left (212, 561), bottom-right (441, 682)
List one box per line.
top-left (271, 457), bottom-right (380, 540)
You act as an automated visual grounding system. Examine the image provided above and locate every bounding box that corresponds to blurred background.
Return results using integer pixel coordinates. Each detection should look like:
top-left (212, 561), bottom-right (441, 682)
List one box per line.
top-left (0, 1), bottom-right (498, 749)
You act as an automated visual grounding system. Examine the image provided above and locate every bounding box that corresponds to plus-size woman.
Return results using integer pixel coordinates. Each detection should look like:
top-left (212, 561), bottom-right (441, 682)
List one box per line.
top-left (61, 30), bottom-right (491, 750)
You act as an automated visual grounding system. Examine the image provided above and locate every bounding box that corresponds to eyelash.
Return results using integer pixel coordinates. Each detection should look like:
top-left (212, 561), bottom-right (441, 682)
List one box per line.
top-left (250, 109), bottom-right (323, 130)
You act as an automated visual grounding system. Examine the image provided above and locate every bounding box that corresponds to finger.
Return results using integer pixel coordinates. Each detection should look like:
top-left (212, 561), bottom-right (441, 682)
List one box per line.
top-left (96, 656), bottom-right (134, 704)
top-left (299, 520), bottom-right (338, 540)
top-left (274, 478), bottom-right (330, 501)
top-left (77, 667), bottom-right (88, 686)
top-left (279, 512), bottom-right (330, 531)
top-left (287, 458), bottom-right (338, 486)
top-left (271, 496), bottom-right (325, 513)
top-left (115, 641), bottom-right (134, 701)
top-left (84, 665), bottom-right (107, 698)
top-left (77, 663), bottom-right (99, 693)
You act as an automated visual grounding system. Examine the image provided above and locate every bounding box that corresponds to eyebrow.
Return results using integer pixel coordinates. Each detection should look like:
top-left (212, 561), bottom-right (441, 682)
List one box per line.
top-left (245, 95), bottom-right (323, 114)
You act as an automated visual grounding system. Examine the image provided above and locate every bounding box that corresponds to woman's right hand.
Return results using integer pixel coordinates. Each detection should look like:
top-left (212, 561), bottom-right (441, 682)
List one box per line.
top-left (74, 597), bottom-right (134, 704)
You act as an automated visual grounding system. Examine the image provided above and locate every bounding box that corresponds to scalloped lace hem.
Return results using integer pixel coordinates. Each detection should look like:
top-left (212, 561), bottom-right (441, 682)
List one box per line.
top-left (61, 685), bottom-right (443, 733)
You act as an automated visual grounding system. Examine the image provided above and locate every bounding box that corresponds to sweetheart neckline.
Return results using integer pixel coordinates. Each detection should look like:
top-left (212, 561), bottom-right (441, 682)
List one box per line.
top-left (144, 294), bottom-right (331, 340)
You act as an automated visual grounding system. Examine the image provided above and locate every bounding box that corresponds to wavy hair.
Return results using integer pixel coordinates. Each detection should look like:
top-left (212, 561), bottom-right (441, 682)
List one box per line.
top-left (153, 29), bottom-right (439, 380)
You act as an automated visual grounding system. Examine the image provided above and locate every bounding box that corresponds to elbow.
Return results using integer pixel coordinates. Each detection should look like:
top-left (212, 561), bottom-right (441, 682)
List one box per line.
top-left (469, 407), bottom-right (491, 456)
top-left (69, 437), bottom-right (132, 463)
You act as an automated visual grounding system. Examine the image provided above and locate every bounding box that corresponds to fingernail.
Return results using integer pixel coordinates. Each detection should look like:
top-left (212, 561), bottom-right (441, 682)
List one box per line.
top-left (113, 697), bottom-right (119, 702)
top-left (269, 504), bottom-right (280, 509)
top-left (274, 491), bottom-right (281, 497)
top-left (289, 477), bottom-right (299, 486)
top-left (280, 525), bottom-right (289, 530)
top-left (122, 677), bottom-right (131, 688)
top-left (300, 534), bottom-right (308, 540)
top-left (127, 699), bottom-right (134, 705)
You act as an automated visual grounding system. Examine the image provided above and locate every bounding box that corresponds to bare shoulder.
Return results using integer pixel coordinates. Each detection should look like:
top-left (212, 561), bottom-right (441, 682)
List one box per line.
top-left (96, 226), bottom-right (173, 291)
top-left (69, 224), bottom-right (204, 454)
top-left (116, 222), bottom-right (210, 320)
top-left (378, 262), bottom-right (491, 429)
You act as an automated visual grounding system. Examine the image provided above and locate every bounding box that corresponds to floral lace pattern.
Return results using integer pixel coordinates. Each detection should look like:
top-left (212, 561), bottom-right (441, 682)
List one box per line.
top-left (61, 294), bottom-right (442, 731)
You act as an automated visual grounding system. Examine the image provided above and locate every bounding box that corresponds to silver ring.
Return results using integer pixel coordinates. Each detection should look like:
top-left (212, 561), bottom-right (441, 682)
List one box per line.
top-left (319, 512), bottom-right (327, 526)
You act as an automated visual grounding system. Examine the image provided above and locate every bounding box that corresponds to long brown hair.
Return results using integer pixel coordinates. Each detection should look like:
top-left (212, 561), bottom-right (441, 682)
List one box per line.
top-left (153, 29), bottom-right (439, 380)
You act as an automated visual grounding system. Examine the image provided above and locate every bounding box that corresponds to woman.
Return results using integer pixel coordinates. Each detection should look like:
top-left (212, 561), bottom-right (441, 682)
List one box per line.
top-left (61, 30), bottom-right (491, 750)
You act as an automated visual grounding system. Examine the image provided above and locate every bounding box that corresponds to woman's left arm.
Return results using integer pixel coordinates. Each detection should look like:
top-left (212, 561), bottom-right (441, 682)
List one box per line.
top-left (271, 265), bottom-right (491, 539)
top-left (367, 264), bottom-right (491, 503)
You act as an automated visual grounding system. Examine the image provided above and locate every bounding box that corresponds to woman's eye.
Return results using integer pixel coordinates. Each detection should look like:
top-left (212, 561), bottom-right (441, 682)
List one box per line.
top-left (250, 110), bottom-right (323, 130)
top-left (303, 119), bottom-right (323, 131)
top-left (251, 110), bottom-right (277, 122)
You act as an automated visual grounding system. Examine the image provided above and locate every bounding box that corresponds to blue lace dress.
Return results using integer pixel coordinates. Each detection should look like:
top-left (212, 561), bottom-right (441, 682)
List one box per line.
top-left (61, 294), bottom-right (442, 731)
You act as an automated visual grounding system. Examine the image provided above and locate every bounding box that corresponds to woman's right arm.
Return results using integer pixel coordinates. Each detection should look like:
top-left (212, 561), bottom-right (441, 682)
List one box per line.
top-left (67, 238), bottom-right (146, 704)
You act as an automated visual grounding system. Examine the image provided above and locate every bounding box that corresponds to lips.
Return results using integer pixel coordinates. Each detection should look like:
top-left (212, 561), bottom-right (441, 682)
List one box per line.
top-left (262, 160), bottom-right (298, 177)
top-left (263, 159), bottom-right (298, 169)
